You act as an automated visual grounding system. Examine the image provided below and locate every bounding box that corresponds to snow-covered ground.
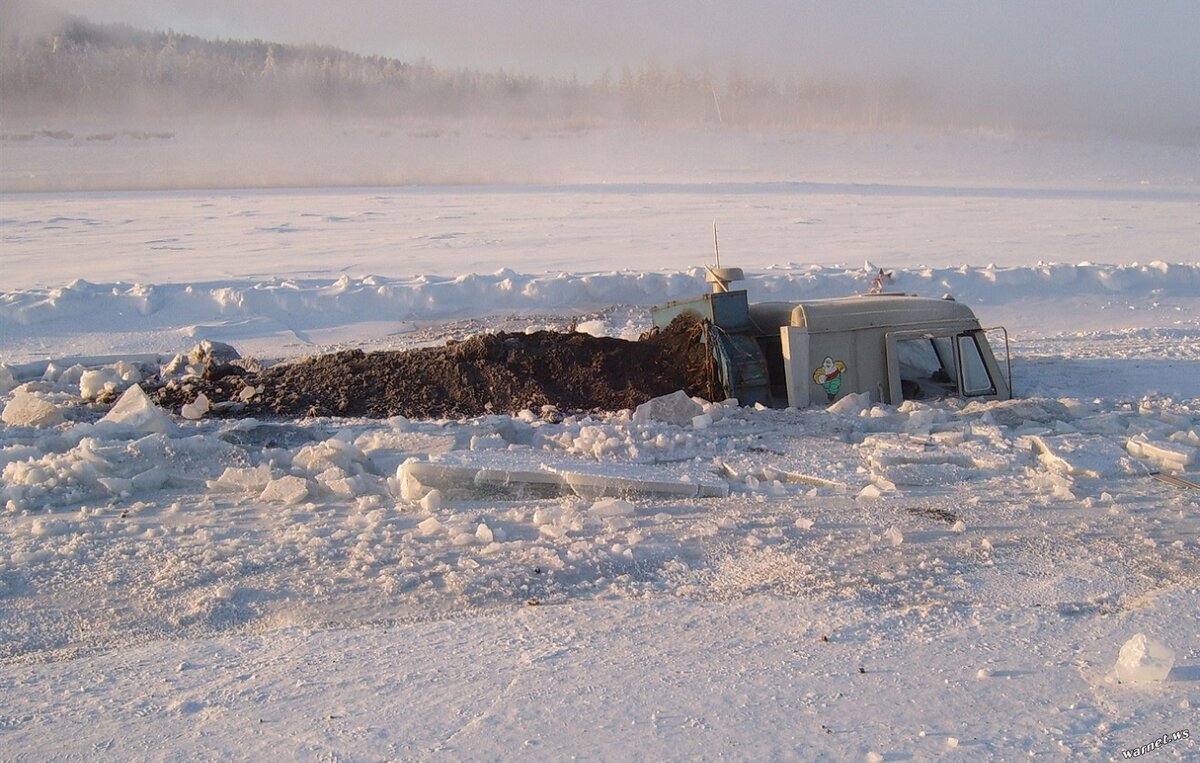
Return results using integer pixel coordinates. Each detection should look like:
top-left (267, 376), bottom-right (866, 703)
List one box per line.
top-left (1, 129), bottom-right (1198, 760)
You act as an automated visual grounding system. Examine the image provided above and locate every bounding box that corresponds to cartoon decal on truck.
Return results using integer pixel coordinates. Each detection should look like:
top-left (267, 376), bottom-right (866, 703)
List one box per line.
top-left (812, 356), bottom-right (847, 401)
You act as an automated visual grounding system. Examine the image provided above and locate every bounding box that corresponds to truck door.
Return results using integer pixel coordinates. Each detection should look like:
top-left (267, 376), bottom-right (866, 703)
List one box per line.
top-left (885, 328), bottom-right (1009, 403)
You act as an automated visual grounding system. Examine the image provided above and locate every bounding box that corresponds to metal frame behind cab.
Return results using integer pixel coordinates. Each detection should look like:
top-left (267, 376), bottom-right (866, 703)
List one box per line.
top-left (780, 326), bottom-right (811, 408)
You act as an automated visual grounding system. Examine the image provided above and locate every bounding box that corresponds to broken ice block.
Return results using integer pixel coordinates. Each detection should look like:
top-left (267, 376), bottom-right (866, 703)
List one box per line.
top-left (857, 484), bottom-right (883, 501)
top-left (1, 389), bottom-right (65, 428)
top-left (883, 525), bottom-right (904, 547)
top-left (419, 488), bottom-right (443, 511)
top-left (417, 516), bottom-right (442, 536)
top-left (1031, 434), bottom-right (1130, 478)
top-left (207, 464), bottom-right (273, 493)
top-left (588, 498), bottom-right (636, 517)
top-left (1125, 435), bottom-right (1196, 472)
top-left (827, 391), bottom-right (871, 415)
top-left (1115, 633), bottom-right (1175, 682)
top-left (259, 475), bottom-right (309, 505)
top-left (99, 384), bottom-right (174, 435)
top-left (181, 392), bottom-right (211, 420)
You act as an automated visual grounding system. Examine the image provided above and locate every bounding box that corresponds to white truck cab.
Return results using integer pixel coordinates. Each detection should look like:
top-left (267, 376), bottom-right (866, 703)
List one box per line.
top-left (652, 276), bottom-right (1010, 408)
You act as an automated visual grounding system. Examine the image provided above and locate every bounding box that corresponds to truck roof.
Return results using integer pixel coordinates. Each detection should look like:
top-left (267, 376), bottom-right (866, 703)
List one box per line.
top-left (749, 294), bottom-right (981, 335)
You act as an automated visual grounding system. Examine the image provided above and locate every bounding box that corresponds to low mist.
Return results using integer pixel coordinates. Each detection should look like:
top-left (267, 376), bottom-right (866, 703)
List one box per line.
top-left (3, 1), bottom-right (1198, 191)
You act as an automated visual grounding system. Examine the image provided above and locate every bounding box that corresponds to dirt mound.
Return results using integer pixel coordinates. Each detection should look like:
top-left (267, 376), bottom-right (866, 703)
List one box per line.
top-left (151, 318), bottom-right (714, 419)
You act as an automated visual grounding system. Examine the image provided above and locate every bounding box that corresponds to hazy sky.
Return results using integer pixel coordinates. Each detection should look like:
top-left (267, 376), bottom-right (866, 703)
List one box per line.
top-left (31, 1), bottom-right (1200, 137)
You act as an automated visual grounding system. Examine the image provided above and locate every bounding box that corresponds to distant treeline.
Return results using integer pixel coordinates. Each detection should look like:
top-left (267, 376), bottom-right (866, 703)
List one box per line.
top-left (0, 14), bottom-right (945, 131)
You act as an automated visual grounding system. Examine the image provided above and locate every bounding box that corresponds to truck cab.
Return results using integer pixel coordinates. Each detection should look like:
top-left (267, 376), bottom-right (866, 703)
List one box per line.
top-left (651, 273), bottom-right (1010, 408)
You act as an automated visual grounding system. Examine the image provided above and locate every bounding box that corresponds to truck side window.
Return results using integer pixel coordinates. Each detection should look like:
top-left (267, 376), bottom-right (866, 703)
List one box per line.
top-left (957, 333), bottom-right (995, 395)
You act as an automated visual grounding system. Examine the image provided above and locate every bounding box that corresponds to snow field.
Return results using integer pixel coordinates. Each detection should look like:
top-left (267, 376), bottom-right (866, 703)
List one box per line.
top-left (2, 144), bottom-right (1198, 757)
top-left (3, 370), bottom-right (1198, 668)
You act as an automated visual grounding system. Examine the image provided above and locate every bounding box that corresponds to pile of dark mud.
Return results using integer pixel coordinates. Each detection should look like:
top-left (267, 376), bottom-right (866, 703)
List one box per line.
top-left (150, 318), bottom-right (715, 419)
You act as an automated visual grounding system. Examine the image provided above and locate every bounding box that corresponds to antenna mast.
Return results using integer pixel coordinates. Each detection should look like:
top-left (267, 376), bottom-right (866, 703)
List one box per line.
top-left (713, 220), bottom-right (721, 269)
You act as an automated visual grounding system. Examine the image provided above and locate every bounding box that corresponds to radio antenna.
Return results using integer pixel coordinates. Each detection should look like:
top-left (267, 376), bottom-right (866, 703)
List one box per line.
top-left (713, 220), bottom-right (721, 269)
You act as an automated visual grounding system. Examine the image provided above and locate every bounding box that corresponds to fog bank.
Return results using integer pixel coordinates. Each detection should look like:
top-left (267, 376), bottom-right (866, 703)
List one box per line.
top-left (17, 0), bottom-right (1199, 143)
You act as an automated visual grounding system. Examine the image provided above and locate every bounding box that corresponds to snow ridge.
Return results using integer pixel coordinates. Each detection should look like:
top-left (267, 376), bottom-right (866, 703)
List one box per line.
top-left (3, 261), bottom-right (1197, 364)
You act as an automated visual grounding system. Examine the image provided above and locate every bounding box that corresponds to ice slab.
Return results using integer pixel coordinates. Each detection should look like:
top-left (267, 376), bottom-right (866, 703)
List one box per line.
top-left (715, 460), bottom-right (848, 489)
top-left (860, 432), bottom-right (1016, 485)
top-left (1114, 633), bottom-right (1175, 683)
top-left (400, 460), bottom-right (728, 501)
top-left (1125, 435), bottom-right (1196, 472)
top-left (1030, 434), bottom-right (1131, 478)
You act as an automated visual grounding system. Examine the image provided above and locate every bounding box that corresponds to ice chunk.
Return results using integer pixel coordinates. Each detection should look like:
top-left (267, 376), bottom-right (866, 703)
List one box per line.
top-left (420, 489), bottom-right (443, 511)
top-left (181, 393), bottom-right (211, 420)
top-left (1115, 633), bottom-right (1175, 682)
top-left (57, 363), bottom-right (87, 388)
top-left (207, 464), bottom-right (273, 493)
top-left (320, 473), bottom-right (375, 499)
top-left (633, 390), bottom-right (703, 426)
top-left (99, 385), bottom-right (173, 435)
top-left (589, 498), bottom-right (636, 517)
top-left (0, 364), bottom-right (18, 394)
top-left (293, 439), bottom-right (371, 476)
top-left (691, 413), bottom-right (713, 430)
top-left (857, 484), bottom-right (883, 501)
top-left (575, 319), bottom-right (606, 337)
top-left (259, 475), bottom-right (309, 505)
top-left (31, 518), bottom-right (69, 537)
top-left (2, 389), bottom-right (65, 428)
top-left (79, 367), bottom-right (124, 400)
top-left (191, 340), bottom-right (240, 368)
top-left (161, 340), bottom-right (241, 379)
top-left (417, 516), bottom-right (442, 536)
top-left (470, 434), bottom-right (508, 450)
top-left (475, 523), bottom-right (494, 543)
top-left (884, 525), bottom-right (904, 546)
